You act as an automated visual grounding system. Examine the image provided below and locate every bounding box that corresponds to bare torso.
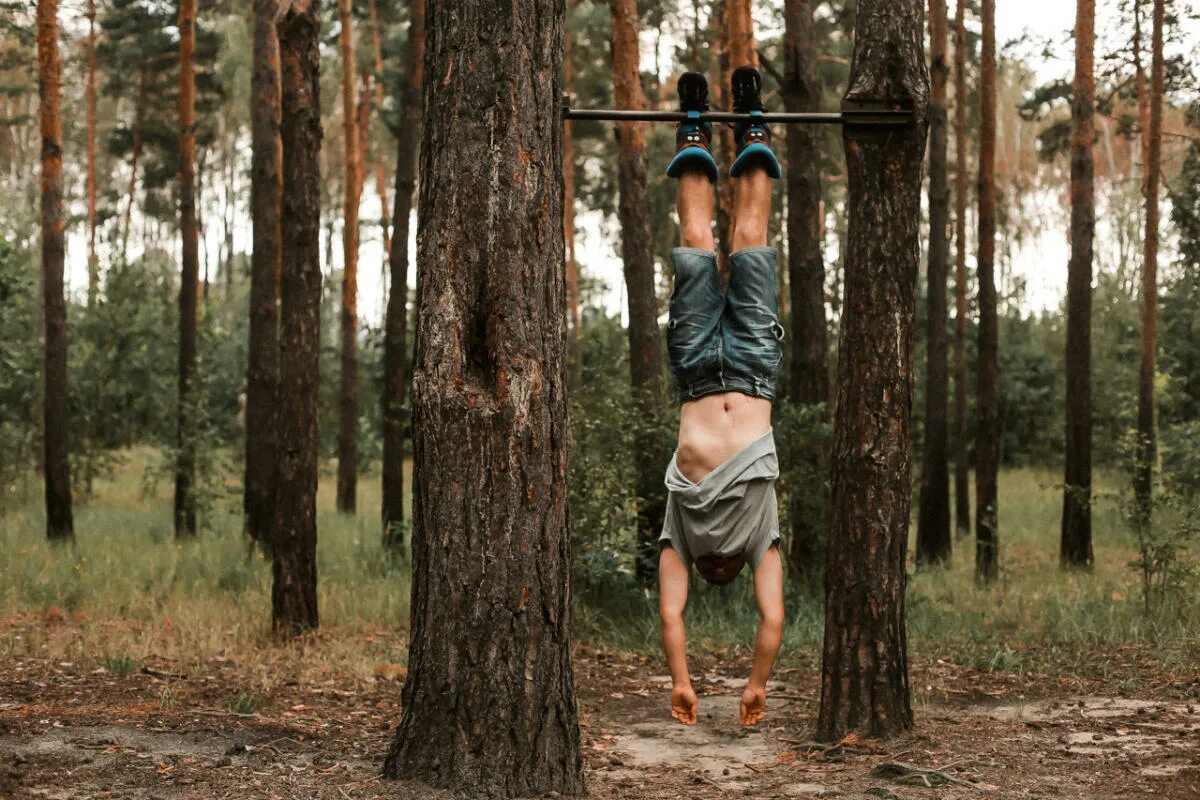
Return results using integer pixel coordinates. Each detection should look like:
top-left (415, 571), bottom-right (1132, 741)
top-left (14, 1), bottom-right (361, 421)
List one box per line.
top-left (676, 392), bottom-right (772, 483)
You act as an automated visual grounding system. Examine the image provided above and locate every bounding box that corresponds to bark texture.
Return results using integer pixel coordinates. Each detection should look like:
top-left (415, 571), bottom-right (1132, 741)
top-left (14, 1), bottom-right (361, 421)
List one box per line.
top-left (37, 0), bottom-right (74, 542)
top-left (272, 0), bottom-right (322, 635)
top-left (1135, 0), bottom-right (1163, 518)
top-left (564, 14), bottom-right (582, 393)
top-left (952, 0), bottom-right (970, 538)
top-left (1061, 0), bottom-right (1095, 568)
top-left (975, 0), bottom-right (999, 583)
top-left (367, 0), bottom-right (390, 256)
top-left (782, 0), bottom-right (828, 581)
top-left (610, 0), bottom-right (668, 584)
top-left (917, 0), bottom-right (952, 565)
top-left (336, 0), bottom-right (361, 514)
top-left (246, 0), bottom-right (283, 550)
top-left (382, 0), bottom-right (425, 551)
top-left (174, 0), bottom-right (199, 538)
top-left (817, 0), bottom-right (928, 742)
top-left (381, 1), bottom-right (583, 795)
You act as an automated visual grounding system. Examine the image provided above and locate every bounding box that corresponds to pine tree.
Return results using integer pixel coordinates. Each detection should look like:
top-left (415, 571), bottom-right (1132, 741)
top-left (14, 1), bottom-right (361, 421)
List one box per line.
top-left (382, 1), bottom-right (583, 793)
top-left (336, 0), bottom-right (361, 513)
top-left (1061, 0), bottom-right (1095, 567)
top-left (952, 0), bottom-right (971, 538)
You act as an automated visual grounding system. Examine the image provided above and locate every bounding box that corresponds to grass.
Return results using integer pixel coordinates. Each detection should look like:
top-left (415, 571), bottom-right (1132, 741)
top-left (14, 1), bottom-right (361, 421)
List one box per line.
top-left (1, 450), bottom-right (1196, 686)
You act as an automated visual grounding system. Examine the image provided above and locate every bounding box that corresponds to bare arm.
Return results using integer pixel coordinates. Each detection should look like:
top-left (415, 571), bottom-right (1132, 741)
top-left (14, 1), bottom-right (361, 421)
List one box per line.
top-left (741, 543), bottom-right (784, 725)
top-left (658, 544), bottom-right (697, 725)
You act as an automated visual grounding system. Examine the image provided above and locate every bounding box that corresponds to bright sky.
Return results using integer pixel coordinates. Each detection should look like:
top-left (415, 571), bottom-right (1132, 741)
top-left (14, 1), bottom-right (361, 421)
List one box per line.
top-left (63, 2), bottom-right (1194, 323)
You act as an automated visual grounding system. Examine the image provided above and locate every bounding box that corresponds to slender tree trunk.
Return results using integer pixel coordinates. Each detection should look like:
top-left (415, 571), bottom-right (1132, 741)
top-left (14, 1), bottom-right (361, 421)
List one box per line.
top-left (37, 0), bottom-right (74, 542)
top-left (610, 0), bottom-right (668, 584)
top-left (336, 0), bottom-right (360, 514)
top-left (1061, 0), bottom-right (1095, 568)
top-left (783, 0), bottom-right (828, 582)
top-left (716, 0), bottom-right (756, 262)
top-left (121, 69), bottom-right (146, 264)
top-left (245, 0), bottom-right (282, 550)
top-left (272, 0), bottom-right (322, 635)
top-left (917, 0), bottom-right (952, 565)
top-left (382, 0), bottom-right (425, 551)
top-left (952, 0), bottom-right (970, 539)
top-left (974, 0), bottom-right (999, 583)
top-left (367, 0), bottom-right (390, 256)
top-left (85, 0), bottom-right (98, 305)
top-left (564, 14), bottom-right (583, 393)
top-left (1135, 0), bottom-right (1164, 518)
top-left (174, 0), bottom-right (199, 538)
top-left (1134, 0), bottom-right (1149, 189)
top-left (382, 1), bottom-right (583, 794)
top-left (817, 0), bottom-right (927, 741)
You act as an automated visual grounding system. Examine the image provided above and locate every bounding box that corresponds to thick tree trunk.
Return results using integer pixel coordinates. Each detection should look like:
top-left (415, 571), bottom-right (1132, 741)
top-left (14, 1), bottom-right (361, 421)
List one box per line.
top-left (174, 0), bottom-right (199, 538)
top-left (381, 1), bottom-right (583, 795)
top-left (716, 0), bottom-right (757, 262)
top-left (610, 0), bottom-right (668, 584)
top-left (817, 0), bottom-right (927, 741)
top-left (564, 15), bottom-right (583, 393)
top-left (382, 0), bottom-right (424, 551)
top-left (37, 0), bottom-right (74, 542)
top-left (336, 0), bottom-right (360, 514)
top-left (245, 0), bottom-right (282, 550)
top-left (85, 0), bottom-right (97, 305)
top-left (1061, 0), bottom-right (1095, 568)
top-left (952, 0), bottom-right (970, 539)
top-left (975, 0), bottom-right (999, 583)
top-left (917, 0), bottom-right (952, 565)
top-left (782, 0), bottom-right (828, 582)
top-left (272, 0), bottom-right (322, 635)
top-left (1135, 0), bottom-right (1163, 519)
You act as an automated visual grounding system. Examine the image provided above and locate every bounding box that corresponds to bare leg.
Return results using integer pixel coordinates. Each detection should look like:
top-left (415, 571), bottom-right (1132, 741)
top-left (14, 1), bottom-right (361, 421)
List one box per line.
top-left (731, 164), bottom-right (772, 250)
top-left (677, 172), bottom-right (715, 251)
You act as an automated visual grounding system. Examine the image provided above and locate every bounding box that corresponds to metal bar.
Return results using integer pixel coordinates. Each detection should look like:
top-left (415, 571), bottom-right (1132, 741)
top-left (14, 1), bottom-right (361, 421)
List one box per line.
top-left (561, 103), bottom-right (914, 126)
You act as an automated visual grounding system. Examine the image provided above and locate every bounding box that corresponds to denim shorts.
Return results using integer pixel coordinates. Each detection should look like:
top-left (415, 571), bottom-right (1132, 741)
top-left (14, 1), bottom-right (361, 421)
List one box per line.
top-left (666, 246), bottom-right (784, 404)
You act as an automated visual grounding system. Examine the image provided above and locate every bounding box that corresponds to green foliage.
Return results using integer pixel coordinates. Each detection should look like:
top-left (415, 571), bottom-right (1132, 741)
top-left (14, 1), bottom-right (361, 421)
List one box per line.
top-left (0, 235), bottom-right (40, 504)
top-left (773, 401), bottom-right (832, 584)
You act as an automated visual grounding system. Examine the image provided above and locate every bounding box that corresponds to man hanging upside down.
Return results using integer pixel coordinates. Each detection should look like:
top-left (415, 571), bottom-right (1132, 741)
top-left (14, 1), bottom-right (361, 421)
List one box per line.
top-left (658, 67), bottom-right (786, 728)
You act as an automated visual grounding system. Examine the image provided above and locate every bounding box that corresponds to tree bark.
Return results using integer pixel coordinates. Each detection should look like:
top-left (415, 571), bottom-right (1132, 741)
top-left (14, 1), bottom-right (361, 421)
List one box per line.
top-left (782, 0), bottom-right (828, 582)
top-left (86, 0), bottom-right (98, 305)
top-left (245, 0), bottom-right (282, 551)
top-left (336, 0), bottom-right (360, 514)
top-left (37, 0), bottom-right (74, 542)
top-left (272, 0), bottom-right (323, 635)
top-left (1061, 0), bottom-right (1094, 568)
top-left (564, 13), bottom-right (583, 393)
top-left (174, 0), bottom-right (199, 538)
top-left (975, 0), bottom-right (999, 584)
top-left (1135, 0), bottom-right (1163, 519)
top-left (917, 0), bottom-right (952, 565)
top-left (382, 0), bottom-right (425, 551)
top-left (952, 0), bottom-right (970, 539)
top-left (610, 0), bottom-right (668, 584)
top-left (381, 1), bottom-right (583, 795)
top-left (817, 0), bottom-right (927, 741)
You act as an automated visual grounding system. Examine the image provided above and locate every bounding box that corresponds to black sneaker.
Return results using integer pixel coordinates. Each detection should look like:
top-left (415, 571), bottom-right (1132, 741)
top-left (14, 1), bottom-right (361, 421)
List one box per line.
top-left (730, 66), bottom-right (781, 179)
top-left (666, 72), bottom-right (719, 183)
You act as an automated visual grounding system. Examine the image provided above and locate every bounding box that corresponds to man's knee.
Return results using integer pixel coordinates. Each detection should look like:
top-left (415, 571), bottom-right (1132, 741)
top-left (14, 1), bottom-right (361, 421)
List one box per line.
top-left (681, 220), bottom-right (715, 250)
top-left (731, 219), bottom-right (767, 251)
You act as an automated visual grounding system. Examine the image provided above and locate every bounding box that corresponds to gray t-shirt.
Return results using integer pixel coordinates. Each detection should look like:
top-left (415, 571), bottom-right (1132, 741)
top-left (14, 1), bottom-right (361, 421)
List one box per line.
top-left (658, 429), bottom-right (780, 571)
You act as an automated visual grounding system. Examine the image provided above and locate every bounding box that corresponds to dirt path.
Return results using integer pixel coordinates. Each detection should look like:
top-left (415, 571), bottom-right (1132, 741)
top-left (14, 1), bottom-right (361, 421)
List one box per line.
top-left (1, 648), bottom-right (1198, 799)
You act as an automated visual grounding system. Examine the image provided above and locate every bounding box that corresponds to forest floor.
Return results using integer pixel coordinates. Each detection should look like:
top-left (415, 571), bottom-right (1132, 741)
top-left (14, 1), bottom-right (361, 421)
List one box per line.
top-left (1, 614), bottom-right (1198, 800)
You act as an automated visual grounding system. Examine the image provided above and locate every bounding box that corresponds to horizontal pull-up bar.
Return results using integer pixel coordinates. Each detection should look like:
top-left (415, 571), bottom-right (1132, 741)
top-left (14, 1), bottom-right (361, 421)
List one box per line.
top-left (561, 95), bottom-right (916, 127)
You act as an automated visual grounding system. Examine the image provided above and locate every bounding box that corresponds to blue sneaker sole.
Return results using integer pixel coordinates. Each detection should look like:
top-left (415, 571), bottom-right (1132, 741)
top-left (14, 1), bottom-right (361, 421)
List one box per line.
top-left (667, 147), bottom-right (720, 184)
top-left (730, 142), bottom-right (782, 179)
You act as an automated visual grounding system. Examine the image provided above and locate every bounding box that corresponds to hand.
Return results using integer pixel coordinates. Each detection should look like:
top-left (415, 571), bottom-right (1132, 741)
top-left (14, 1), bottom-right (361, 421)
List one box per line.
top-left (671, 684), bottom-right (698, 726)
top-left (740, 683), bottom-right (766, 726)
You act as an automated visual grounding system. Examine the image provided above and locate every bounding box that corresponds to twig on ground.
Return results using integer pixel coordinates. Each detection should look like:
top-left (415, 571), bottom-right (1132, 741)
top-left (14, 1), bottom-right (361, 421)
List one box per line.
top-left (871, 760), bottom-right (979, 788)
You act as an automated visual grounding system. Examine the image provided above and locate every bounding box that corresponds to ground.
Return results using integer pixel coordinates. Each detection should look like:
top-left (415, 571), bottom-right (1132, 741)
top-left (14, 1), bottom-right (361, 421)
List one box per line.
top-left (1, 616), bottom-right (1198, 800)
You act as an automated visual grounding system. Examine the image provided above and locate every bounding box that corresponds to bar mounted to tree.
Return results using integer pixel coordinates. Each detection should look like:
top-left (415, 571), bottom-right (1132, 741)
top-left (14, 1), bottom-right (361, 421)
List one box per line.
top-left (561, 93), bottom-right (915, 127)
